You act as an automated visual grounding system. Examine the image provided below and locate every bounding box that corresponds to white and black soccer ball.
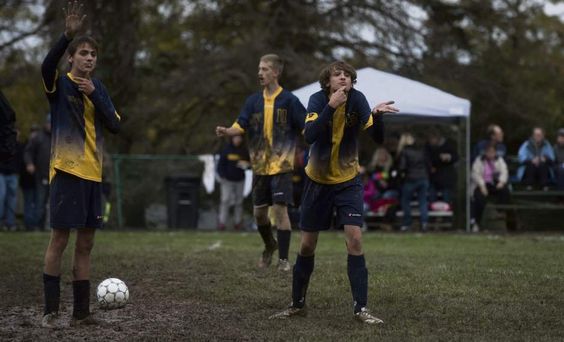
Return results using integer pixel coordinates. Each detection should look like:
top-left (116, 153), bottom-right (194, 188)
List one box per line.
top-left (96, 278), bottom-right (129, 309)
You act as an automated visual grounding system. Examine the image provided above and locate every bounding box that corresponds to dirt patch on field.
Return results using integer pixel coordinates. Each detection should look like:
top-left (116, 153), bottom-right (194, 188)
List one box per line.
top-left (0, 300), bottom-right (255, 341)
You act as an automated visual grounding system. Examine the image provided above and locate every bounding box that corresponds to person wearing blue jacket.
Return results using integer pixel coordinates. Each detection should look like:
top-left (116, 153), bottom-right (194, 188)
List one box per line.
top-left (518, 127), bottom-right (555, 190)
top-left (216, 54), bottom-right (306, 272)
top-left (216, 135), bottom-right (250, 230)
top-left (40, 2), bottom-right (121, 328)
top-left (269, 61), bottom-right (398, 325)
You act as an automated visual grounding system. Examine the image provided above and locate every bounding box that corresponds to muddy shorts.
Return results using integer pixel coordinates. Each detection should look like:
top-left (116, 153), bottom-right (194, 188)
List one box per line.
top-left (299, 175), bottom-right (364, 231)
top-left (252, 173), bottom-right (293, 207)
top-left (50, 170), bottom-right (103, 229)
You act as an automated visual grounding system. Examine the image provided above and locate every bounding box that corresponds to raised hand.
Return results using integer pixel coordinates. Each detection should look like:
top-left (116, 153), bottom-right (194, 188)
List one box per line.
top-left (63, 0), bottom-right (86, 39)
top-left (372, 101), bottom-right (399, 114)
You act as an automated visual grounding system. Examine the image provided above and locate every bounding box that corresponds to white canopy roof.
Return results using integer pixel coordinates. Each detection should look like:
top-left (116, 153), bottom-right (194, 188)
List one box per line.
top-left (292, 67), bottom-right (470, 117)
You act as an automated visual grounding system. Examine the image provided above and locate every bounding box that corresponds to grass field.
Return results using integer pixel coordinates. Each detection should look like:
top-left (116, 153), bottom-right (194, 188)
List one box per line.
top-left (1, 230), bottom-right (563, 341)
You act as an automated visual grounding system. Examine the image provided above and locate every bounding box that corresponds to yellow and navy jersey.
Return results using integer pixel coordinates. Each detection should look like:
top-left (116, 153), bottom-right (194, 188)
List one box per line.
top-left (231, 87), bottom-right (306, 175)
top-left (304, 88), bottom-right (376, 185)
top-left (41, 35), bottom-right (120, 183)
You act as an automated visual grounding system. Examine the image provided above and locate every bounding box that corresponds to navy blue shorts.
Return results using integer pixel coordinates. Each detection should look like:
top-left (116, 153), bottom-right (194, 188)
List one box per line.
top-left (252, 173), bottom-right (293, 207)
top-left (299, 175), bottom-right (364, 231)
top-left (50, 170), bottom-right (103, 229)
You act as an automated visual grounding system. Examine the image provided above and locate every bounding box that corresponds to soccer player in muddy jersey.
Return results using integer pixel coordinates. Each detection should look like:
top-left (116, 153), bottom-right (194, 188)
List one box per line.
top-left (216, 54), bottom-right (306, 272)
top-left (40, 0), bottom-right (121, 328)
top-left (269, 61), bottom-right (398, 324)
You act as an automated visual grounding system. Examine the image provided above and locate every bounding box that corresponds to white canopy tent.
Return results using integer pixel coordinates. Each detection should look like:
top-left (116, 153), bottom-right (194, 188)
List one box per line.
top-left (293, 67), bottom-right (472, 231)
top-left (293, 67), bottom-right (470, 118)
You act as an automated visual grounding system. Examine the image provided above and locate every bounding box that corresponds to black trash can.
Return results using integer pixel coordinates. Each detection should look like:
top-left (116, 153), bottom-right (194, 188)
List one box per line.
top-left (165, 175), bottom-right (200, 229)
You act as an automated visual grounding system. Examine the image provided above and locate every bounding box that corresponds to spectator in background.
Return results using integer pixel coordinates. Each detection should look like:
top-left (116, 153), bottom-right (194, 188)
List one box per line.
top-left (363, 147), bottom-right (399, 213)
top-left (0, 90), bottom-right (17, 162)
top-left (368, 146), bottom-right (393, 174)
top-left (24, 114), bottom-right (51, 230)
top-left (470, 143), bottom-right (510, 232)
top-left (427, 130), bottom-right (458, 206)
top-left (18, 128), bottom-right (36, 230)
top-left (216, 135), bottom-right (250, 230)
top-left (0, 129), bottom-right (20, 230)
top-left (397, 133), bottom-right (430, 232)
top-left (518, 127), bottom-right (555, 190)
top-left (472, 124), bottom-right (506, 161)
top-left (553, 128), bottom-right (564, 191)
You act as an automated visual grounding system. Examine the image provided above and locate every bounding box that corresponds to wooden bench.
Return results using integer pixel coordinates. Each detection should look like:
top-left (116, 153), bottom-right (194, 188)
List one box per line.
top-left (485, 190), bottom-right (564, 231)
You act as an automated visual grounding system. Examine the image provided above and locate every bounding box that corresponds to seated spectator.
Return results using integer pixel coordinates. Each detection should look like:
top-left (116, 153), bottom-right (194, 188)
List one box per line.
top-left (427, 130), bottom-right (458, 206)
top-left (361, 173), bottom-right (398, 216)
top-left (518, 127), bottom-right (555, 190)
top-left (554, 128), bottom-right (564, 191)
top-left (367, 147), bottom-right (399, 200)
top-left (470, 144), bottom-right (510, 232)
top-left (472, 124), bottom-right (506, 161)
top-left (397, 133), bottom-right (430, 232)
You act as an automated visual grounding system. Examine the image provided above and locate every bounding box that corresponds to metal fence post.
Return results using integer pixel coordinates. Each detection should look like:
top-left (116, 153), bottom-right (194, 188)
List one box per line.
top-left (112, 155), bottom-right (124, 229)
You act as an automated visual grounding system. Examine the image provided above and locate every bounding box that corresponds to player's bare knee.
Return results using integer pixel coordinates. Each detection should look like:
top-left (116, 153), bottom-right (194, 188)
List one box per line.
top-left (299, 239), bottom-right (317, 256)
top-left (76, 239), bottom-right (95, 255)
top-left (299, 244), bottom-right (315, 256)
top-left (49, 232), bottom-right (69, 254)
top-left (346, 236), bottom-right (363, 254)
top-left (51, 240), bottom-right (68, 253)
top-left (272, 204), bottom-right (289, 227)
top-left (253, 206), bottom-right (269, 225)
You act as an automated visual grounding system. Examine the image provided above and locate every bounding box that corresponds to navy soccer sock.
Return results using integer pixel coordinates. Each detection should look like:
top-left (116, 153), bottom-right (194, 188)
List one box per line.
top-left (277, 229), bottom-right (291, 260)
top-left (72, 280), bottom-right (90, 320)
top-left (347, 254), bottom-right (368, 313)
top-left (292, 254), bottom-right (315, 308)
top-left (43, 273), bottom-right (60, 316)
top-left (257, 223), bottom-right (276, 248)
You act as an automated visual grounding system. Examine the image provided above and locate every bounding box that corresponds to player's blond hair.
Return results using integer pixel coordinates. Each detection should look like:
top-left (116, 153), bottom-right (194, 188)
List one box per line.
top-left (260, 54), bottom-right (284, 74)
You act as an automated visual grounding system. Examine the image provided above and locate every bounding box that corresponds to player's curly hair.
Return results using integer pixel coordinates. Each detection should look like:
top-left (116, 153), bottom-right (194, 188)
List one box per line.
top-left (319, 61), bottom-right (357, 93)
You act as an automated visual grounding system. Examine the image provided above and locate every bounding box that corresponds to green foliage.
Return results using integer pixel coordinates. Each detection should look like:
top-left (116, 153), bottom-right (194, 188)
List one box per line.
top-left (415, 0), bottom-right (564, 150)
top-left (1, 0), bottom-right (563, 152)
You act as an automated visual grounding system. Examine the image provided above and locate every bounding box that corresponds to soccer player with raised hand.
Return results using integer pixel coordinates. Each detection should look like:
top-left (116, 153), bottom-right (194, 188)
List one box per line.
top-left (216, 54), bottom-right (306, 271)
top-left (41, 0), bottom-right (121, 328)
top-left (269, 61), bottom-right (398, 324)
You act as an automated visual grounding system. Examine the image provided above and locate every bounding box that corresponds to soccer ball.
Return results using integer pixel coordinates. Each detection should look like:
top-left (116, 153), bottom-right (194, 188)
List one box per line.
top-left (96, 278), bottom-right (129, 309)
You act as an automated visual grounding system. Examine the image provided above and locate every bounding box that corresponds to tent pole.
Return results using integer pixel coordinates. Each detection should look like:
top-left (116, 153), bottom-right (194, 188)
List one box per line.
top-left (466, 116), bottom-right (471, 233)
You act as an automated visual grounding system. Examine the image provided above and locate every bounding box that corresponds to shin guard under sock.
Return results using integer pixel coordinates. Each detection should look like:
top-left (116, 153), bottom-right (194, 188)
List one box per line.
top-left (43, 273), bottom-right (60, 316)
top-left (277, 229), bottom-right (291, 260)
top-left (292, 254), bottom-right (314, 308)
top-left (347, 254), bottom-right (368, 313)
top-left (72, 280), bottom-right (90, 319)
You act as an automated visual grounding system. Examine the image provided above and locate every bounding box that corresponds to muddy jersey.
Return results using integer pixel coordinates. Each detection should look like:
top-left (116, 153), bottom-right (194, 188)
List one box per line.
top-left (304, 88), bottom-right (375, 184)
top-left (231, 87), bottom-right (306, 175)
top-left (42, 35), bottom-right (120, 182)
